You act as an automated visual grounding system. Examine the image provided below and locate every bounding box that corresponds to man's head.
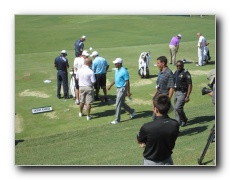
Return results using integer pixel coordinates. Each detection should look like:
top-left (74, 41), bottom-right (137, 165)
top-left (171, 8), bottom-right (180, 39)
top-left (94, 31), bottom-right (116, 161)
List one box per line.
top-left (61, 50), bottom-right (67, 56)
top-left (113, 58), bottom-right (123, 68)
top-left (177, 34), bottom-right (182, 39)
top-left (153, 94), bottom-right (171, 115)
top-left (84, 57), bottom-right (92, 67)
top-left (82, 50), bottom-right (89, 58)
top-left (197, 32), bottom-right (202, 38)
top-left (81, 35), bottom-right (86, 41)
top-left (90, 51), bottom-right (99, 58)
top-left (176, 60), bottom-right (184, 72)
top-left (156, 56), bottom-right (167, 70)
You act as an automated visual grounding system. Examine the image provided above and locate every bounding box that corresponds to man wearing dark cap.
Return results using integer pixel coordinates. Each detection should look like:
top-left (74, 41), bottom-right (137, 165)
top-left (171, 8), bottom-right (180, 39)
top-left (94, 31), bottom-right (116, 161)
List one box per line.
top-left (74, 35), bottom-right (86, 57)
top-left (169, 34), bottom-right (182, 65)
top-left (54, 50), bottom-right (69, 99)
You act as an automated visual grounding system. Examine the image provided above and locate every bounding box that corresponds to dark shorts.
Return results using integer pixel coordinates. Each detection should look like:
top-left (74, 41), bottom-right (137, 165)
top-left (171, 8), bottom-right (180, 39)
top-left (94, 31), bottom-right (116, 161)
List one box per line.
top-left (74, 74), bottom-right (79, 89)
top-left (94, 73), bottom-right (106, 90)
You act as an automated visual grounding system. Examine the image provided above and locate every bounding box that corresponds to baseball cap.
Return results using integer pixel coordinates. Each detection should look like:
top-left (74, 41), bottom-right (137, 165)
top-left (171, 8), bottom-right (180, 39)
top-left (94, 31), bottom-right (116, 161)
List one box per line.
top-left (90, 51), bottom-right (99, 57)
top-left (82, 50), bottom-right (89, 56)
top-left (207, 69), bottom-right (215, 84)
top-left (177, 34), bottom-right (182, 38)
top-left (113, 58), bottom-right (123, 64)
top-left (81, 35), bottom-right (86, 39)
top-left (61, 50), bottom-right (67, 54)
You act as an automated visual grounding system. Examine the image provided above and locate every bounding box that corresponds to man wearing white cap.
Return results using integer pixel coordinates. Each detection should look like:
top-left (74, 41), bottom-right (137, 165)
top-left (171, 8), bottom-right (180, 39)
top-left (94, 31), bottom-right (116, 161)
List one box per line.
top-left (73, 50), bottom-right (90, 104)
top-left (196, 32), bottom-right (206, 66)
top-left (107, 58), bottom-right (135, 124)
top-left (54, 50), bottom-right (69, 99)
top-left (90, 51), bottom-right (109, 102)
top-left (169, 34), bottom-right (182, 65)
top-left (74, 35), bottom-right (86, 57)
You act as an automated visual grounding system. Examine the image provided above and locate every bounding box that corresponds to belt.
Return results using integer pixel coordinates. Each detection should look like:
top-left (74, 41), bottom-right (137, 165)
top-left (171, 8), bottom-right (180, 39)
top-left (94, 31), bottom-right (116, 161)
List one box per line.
top-left (175, 87), bottom-right (186, 92)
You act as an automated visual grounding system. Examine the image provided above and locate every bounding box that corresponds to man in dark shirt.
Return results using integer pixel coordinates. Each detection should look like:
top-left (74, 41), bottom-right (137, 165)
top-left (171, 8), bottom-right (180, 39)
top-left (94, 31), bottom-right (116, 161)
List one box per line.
top-left (173, 60), bottom-right (192, 127)
top-left (137, 94), bottom-right (179, 165)
top-left (54, 50), bottom-right (69, 99)
top-left (74, 35), bottom-right (86, 57)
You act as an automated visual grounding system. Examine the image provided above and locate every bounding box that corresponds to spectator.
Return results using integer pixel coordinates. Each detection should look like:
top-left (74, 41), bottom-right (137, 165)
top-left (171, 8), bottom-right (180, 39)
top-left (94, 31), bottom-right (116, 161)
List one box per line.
top-left (153, 56), bottom-right (174, 120)
top-left (137, 94), bottom-right (179, 165)
top-left (90, 51), bottom-right (109, 102)
top-left (76, 58), bottom-right (96, 121)
top-left (73, 50), bottom-right (89, 105)
top-left (54, 50), bottom-right (69, 99)
top-left (169, 34), bottom-right (182, 65)
top-left (196, 32), bottom-right (206, 66)
top-left (173, 60), bottom-right (192, 127)
top-left (107, 58), bottom-right (135, 124)
top-left (74, 35), bottom-right (86, 57)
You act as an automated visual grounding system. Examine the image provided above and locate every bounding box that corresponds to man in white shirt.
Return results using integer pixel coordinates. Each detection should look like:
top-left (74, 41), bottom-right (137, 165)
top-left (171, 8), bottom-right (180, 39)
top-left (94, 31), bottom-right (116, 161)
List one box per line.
top-left (76, 58), bottom-right (96, 121)
top-left (73, 50), bottom-right (89, 104)
top-left (196, 32), bottom-right (206, 66)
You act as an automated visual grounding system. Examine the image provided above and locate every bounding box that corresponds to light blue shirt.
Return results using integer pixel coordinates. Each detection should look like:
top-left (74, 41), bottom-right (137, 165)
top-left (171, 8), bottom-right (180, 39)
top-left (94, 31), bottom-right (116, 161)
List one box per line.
top-left (92, 56), bottom-right (109, 74)
top-left (115, 67), bottom-right (129, 88)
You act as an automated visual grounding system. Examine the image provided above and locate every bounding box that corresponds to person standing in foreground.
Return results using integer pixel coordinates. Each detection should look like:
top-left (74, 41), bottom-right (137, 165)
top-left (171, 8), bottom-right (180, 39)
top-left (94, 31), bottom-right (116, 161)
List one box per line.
top-left (54, 50), bottom-right (69, 99)
top-left (76, 58), bottom-right (96, 121)
top-left (196, 32), bottom-right (206, 66)
top-left (107, 58), bottom-right (135, 124)
top-left (153, 56), bottom-right (174, 120)
top-left (90, 51), bottom-right (109, 102)
top-left (137, 94), bottom-right (179, 165)
top-left (74, 35), bottom-right (86, 57)
top-left (169, 34), bottom-right (182, 65)
top-left (73, 50), bottom-right (90, 105)
top-left (173, 60), bottom-right (192, 127)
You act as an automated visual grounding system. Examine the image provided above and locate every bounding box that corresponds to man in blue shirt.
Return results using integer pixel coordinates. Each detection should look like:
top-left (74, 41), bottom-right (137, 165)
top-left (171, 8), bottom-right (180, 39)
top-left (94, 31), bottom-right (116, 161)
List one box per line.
top-left (107, 58), bottom-right (135, 124)
top-left (91, 51), bottom-right (109, 102)
top-left (74, 35), bottom-right (86, 57)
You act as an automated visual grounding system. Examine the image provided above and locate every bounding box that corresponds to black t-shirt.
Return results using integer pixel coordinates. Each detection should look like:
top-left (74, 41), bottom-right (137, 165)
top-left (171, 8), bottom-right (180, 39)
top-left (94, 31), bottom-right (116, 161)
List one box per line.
top-left (137, 115), bottom-right (179, 161)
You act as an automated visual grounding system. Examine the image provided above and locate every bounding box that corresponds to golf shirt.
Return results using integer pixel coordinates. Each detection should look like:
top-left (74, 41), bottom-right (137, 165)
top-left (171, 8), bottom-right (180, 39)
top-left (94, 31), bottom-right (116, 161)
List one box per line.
top-left (54, 55), bottom-right (69, 72)
top-left (92, 56), bottom-right (109, 74)
top-left (137, 115), bottom-right (179, 161)
top-left (156, 67), bottom-right (174, 95)
top-left (169, 36), bottom-right (180, 46)
top-left (76, 65), bottom-right (96, 87)
top-left (114, 67), bottom-right (129, 88)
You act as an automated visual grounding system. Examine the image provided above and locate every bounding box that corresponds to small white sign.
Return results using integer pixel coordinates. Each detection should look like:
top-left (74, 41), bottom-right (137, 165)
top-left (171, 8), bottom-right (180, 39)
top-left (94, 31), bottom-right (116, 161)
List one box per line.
top-left (32, 106), bottom-right (53, 114)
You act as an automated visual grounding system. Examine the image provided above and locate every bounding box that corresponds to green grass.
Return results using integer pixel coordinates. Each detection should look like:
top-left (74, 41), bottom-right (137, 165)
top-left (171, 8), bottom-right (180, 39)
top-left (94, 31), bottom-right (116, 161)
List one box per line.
top-left (15, 15), bottom-right (216, 166)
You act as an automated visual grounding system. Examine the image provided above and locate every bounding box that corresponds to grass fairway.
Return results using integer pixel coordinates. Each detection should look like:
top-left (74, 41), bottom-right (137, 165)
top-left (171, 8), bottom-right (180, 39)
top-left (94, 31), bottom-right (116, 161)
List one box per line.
top-left (15, 15), bottom-right (216, 166)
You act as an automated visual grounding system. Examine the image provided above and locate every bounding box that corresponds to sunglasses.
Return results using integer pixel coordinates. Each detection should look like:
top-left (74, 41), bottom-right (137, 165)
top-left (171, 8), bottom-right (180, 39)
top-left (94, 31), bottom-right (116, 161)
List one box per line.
top-left (176, 64), bottom-right (183, 67)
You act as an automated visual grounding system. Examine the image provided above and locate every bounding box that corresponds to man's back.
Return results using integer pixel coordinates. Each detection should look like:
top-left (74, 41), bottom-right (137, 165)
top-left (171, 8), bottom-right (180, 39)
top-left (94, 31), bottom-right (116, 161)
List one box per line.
top-left (92, 56), bottom-right (108, 74)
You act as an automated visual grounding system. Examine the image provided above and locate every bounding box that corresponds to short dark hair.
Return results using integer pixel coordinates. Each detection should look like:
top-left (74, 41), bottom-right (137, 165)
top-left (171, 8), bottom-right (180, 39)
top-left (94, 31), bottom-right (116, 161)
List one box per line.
top-left (157, 56), bottom-right (168, 65)
top-left (153, 94), bottom-right (171, 115)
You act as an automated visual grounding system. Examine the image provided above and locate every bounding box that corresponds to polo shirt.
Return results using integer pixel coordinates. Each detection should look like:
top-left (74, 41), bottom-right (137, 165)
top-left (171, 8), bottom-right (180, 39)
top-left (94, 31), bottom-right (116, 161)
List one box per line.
top-left (54, 55), bottom-right (69, 72)
top-left (156, 67), bottom-right (174, 95)
top-left (92, 56), bottom-right (109, 74)
top-left (76, 65), bottom-right (96, 87)
top-left (169, 36), bottom-right (180, 46)
top-left (137, 115), bottom-right (179, 161)
top-left (73, 57), bottom-right (85, 74)
top-left (114, 67), bottom-right (129, 88)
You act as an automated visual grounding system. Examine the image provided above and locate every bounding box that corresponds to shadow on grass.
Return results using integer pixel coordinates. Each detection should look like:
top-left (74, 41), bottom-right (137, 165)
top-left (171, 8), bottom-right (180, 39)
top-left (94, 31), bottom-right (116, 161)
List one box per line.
top-left (15, 139), bottom-right (24, 146)
top-left (179, 115), bottom-right (215, 137)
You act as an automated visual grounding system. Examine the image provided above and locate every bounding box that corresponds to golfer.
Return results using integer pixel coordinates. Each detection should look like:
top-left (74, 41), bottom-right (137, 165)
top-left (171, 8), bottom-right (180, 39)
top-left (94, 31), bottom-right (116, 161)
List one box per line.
top-left (107, 58), bottom-right (135, 124)
top-left (169, 34), bottom-right (182, 65)
top-left (74, 35), bottom-right (86, 57)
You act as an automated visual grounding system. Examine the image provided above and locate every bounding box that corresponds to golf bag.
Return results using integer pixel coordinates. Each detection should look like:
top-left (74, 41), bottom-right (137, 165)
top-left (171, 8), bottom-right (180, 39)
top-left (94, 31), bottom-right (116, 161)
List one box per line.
top-left (138, 52), bottom-right (150, 78)
top-left (203, 45), bottom-right (211, 64)
top-left (69, 68), bottom-right (76, 98)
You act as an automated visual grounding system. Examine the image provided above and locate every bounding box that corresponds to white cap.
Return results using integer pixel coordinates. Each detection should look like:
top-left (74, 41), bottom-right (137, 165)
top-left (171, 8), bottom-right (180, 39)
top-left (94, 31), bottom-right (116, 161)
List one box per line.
top-left (113, 58), bottom-right (123, 64)
top-left (82, 50), bottom-right (89, 56)
top-left (177, 34), bottom-right (182, 38)
top-left (61, 50), bottom-right (67, 54)
top-left (81, 35), bottom-right (86, 39)
top-left (90, 51), bottom-right (99, 57)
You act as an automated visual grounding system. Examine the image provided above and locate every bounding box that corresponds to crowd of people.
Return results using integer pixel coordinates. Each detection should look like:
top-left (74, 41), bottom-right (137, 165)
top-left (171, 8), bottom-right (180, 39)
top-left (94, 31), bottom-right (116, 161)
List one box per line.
top-left (54, 33), bottom-right (215, 165)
